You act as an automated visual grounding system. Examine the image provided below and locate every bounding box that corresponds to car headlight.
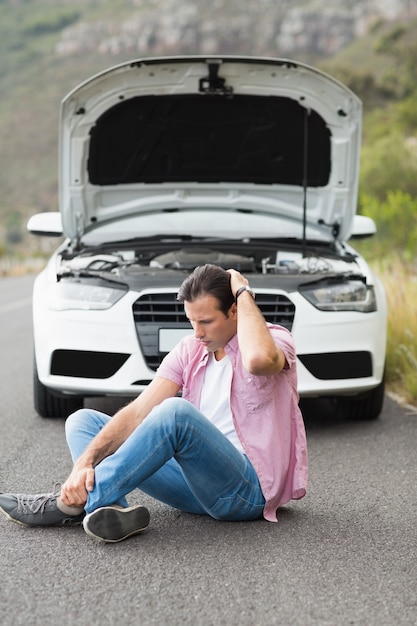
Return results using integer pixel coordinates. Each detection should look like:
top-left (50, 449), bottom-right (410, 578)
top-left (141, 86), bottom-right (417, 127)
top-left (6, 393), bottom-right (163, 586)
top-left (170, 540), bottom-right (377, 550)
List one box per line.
top-left (300, 280), bottom-right (377, 312)
top-left (48, 280), bottom-right (127, 311)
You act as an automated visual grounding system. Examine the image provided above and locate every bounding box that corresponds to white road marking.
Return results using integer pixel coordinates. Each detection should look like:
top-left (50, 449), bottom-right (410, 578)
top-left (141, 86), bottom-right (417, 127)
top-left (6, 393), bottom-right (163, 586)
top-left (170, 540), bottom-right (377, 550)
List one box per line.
top-left (0, 298), bottom-right (32, 315)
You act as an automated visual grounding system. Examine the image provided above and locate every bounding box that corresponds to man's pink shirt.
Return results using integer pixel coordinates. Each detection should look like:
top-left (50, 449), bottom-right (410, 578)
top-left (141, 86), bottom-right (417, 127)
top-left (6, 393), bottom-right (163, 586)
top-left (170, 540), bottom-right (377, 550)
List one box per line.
top-left (156, 325), bottom-right (308, 521)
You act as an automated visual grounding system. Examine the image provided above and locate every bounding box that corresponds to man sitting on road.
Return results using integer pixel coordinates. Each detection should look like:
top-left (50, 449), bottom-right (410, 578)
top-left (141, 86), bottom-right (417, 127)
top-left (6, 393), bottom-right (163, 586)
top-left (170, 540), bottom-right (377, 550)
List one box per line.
top-left (0, 264), bottom-right (308, 543)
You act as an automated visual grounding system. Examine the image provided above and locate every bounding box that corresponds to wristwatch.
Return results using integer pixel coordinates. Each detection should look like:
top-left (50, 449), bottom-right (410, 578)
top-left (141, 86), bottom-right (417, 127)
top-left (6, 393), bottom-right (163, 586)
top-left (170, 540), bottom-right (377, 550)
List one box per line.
top-left (235, 285), bottom-right (255, 301)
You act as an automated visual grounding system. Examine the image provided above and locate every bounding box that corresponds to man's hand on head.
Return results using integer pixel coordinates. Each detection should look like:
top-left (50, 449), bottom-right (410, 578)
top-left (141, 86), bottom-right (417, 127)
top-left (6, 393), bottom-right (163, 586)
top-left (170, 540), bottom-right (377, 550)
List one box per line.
top-left (227, 268), bottom-right (249, 298)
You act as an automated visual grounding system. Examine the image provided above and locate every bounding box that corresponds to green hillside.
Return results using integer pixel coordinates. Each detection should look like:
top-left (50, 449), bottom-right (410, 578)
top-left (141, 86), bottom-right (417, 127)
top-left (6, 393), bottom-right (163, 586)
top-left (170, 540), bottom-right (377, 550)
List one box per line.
top-left (320, 18), bottom-right (417, 261)
top-left (0, 1), bottom-right (136, 250)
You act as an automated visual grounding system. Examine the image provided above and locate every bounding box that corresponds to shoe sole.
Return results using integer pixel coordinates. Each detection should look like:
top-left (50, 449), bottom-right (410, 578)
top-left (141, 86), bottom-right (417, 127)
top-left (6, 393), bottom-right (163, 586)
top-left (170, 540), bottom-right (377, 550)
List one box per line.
top-left (83, 505), bottom-right (150, 543)
top-left (0, 506), bottom-right (29, 527)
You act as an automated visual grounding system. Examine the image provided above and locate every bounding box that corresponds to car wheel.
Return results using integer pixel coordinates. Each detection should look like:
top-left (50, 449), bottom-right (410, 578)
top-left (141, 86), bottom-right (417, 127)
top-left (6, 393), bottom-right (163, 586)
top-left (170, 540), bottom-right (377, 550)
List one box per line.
top-left (33, 355), bottom-right (83, 418)
top-left (334, 372), bottom-right (386, 421)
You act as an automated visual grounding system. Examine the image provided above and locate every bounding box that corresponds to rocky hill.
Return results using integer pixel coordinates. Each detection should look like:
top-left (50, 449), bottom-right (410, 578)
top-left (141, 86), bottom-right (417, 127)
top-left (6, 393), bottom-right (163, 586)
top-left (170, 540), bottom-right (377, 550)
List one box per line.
top-left (53, 0), bottom-right (416, 59)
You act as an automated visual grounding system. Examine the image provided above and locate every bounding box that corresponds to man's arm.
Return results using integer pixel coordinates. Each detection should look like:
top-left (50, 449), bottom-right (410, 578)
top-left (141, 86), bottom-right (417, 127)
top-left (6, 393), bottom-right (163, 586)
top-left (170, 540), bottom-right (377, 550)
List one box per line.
top-left (60, 376), bottom-right (180, 507)
top-left (228, 269), bottom-right (286, 376)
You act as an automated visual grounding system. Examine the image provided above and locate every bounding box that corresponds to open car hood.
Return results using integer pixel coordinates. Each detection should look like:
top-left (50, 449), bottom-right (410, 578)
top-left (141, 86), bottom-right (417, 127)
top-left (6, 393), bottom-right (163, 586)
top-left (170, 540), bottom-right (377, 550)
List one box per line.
top-left (59, 55), bottom-right (362, 244)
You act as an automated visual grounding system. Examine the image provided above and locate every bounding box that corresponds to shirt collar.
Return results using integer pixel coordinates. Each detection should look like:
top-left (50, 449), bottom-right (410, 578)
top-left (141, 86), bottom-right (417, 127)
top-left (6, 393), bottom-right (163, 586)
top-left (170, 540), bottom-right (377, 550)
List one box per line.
top-left (224, 333), bottom-right (239, 356)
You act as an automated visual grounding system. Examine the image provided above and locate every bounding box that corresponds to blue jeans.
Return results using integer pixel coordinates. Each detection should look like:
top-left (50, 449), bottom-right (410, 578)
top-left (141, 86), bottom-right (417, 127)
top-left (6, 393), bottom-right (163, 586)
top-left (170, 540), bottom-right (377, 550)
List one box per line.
top-left (65, 397), bottom-right (265, 521)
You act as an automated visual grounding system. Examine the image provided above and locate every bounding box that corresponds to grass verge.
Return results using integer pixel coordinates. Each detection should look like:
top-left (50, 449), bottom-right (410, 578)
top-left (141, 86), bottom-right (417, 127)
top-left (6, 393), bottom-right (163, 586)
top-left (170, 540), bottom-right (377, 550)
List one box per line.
top-left (373, 255), bottom-right (417, 407)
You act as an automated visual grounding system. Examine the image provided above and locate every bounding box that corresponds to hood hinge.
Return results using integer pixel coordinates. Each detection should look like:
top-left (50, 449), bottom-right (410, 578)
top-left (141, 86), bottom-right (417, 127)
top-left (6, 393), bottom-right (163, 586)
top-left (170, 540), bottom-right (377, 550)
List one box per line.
top-left (71, 211), bottom-right (84, 251)
top-left (318, 219), bottom-right (341, 240)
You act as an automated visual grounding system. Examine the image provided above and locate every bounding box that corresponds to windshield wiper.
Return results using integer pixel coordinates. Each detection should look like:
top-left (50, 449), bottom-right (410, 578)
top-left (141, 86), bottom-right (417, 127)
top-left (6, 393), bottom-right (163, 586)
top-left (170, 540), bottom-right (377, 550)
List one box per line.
top-left (62, 235), bottom-right (226, 259)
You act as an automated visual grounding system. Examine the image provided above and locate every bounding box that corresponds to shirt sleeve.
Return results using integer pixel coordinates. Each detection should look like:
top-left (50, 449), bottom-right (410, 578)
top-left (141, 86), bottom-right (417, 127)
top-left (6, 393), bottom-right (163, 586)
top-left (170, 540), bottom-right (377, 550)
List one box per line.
top-left (269, 324), bottom-right (297, 370)
top-left (155, 340), bottom-right (186, 387)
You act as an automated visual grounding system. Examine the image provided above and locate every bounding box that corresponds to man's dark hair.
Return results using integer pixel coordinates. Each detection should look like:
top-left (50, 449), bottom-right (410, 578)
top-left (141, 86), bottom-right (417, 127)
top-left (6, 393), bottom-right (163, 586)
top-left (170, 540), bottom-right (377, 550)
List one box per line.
top-left (177, 264), bottom-right (235, 316)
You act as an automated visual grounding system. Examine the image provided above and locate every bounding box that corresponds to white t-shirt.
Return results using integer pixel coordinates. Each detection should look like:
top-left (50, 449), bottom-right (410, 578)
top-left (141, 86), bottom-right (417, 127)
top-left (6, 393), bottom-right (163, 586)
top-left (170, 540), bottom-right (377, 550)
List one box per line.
top-left (199, 353), bottom-right (244, 453)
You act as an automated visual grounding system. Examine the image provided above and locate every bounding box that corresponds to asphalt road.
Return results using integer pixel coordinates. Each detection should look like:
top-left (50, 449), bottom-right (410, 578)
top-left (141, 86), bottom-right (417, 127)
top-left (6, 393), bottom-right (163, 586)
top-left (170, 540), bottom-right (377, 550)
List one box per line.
top-left (0, 274), bottom-right (416, 626)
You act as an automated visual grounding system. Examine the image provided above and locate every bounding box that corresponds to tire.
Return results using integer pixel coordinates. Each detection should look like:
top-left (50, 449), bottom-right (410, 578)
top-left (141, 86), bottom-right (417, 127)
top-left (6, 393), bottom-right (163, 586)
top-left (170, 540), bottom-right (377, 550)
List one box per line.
top-left (334, 373), bottom-right (386, 421)
top-left (33, 356), bottom-right (83, 418)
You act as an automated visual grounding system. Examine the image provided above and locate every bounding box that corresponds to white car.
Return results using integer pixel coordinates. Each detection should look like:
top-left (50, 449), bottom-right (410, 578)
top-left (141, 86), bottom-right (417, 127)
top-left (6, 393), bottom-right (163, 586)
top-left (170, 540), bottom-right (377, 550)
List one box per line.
top-left (28, 55), bottom-right (387, 419)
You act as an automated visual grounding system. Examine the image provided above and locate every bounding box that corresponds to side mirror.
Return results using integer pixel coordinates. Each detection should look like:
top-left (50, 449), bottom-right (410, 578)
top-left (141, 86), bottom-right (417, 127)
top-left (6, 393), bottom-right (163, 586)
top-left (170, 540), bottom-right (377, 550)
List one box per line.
top-left (350, 215), bottom-right (377, 240)
top-left (27, 212), bottom-right (63, 237)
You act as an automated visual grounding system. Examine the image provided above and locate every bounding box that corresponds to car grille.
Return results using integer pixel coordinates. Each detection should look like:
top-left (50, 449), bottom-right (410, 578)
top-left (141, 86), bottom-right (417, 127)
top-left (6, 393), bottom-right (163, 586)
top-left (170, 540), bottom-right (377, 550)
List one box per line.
top-left (132, 291), bottom-right (295, 371)
top-left (255, 293), bottom-right (295, 330)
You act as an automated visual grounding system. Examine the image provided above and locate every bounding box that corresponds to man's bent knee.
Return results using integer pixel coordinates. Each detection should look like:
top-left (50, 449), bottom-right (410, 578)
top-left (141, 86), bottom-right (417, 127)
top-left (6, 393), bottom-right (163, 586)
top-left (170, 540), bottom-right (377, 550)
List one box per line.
top-left (65, 408), bottom-right (89, 433)
top-left (65, 408), bottom-right (109, 439)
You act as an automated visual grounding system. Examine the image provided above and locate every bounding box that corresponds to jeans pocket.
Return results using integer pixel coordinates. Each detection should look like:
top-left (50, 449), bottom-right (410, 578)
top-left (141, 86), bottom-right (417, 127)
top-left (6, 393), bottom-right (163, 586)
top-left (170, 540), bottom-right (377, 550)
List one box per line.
top-left (209, 493), bottom-right (265, 521)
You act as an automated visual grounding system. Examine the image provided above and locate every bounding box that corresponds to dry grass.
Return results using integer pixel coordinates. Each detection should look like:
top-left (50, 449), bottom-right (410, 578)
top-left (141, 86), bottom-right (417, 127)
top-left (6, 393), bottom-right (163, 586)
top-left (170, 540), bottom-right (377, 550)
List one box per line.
top-left (0, 256), bottom-right (46, 277)
top-left (373, 255), bottom-right (417, 406)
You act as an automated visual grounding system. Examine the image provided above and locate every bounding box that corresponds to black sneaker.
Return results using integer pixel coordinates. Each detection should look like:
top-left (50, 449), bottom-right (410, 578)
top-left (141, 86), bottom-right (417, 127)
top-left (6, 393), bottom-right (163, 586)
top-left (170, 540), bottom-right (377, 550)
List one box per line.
top-left (83, 504), bottom-right (150, 543)
top-left (0, 486), bottom-right (85, 527)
